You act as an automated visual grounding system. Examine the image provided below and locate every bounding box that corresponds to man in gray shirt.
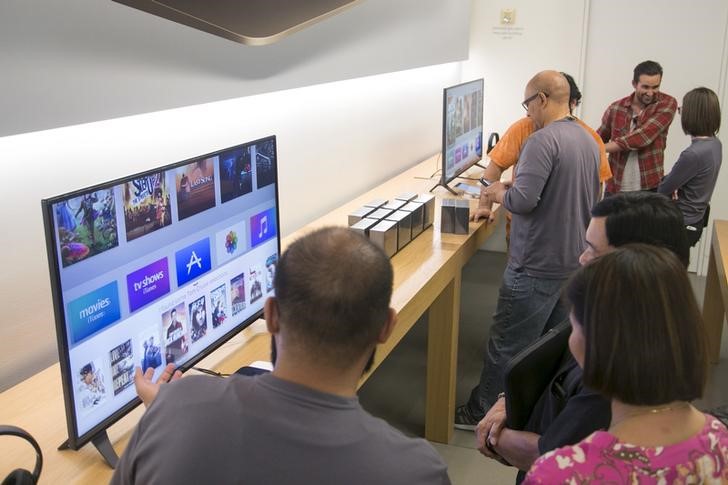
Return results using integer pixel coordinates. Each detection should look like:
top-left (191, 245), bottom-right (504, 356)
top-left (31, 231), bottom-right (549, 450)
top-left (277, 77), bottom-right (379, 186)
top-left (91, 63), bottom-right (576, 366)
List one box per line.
top-left (111, 227), bottom-right (450, 485)
top-left (455, 70), bottom-right (600, 429)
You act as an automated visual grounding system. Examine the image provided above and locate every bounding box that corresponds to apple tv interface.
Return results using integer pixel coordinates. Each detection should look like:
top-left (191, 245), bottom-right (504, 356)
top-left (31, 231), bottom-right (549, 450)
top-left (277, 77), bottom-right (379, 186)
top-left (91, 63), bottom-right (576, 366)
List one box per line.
top-left (45, 136), bottom-right (279, 440)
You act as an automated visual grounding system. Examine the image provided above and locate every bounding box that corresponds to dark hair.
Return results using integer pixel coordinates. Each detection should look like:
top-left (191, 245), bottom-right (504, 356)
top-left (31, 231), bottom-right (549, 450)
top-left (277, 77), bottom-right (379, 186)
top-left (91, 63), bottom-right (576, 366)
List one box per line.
top-left (633, 60), bottom-right (663, 83)
top-left (274, 227), bottom-right (393, 365)
top-left (591, 192), bottom-right (689, 267)
top-left (80, 364), bottom-right (93, 376)
top-left (567, 244), bottom-right (708, 405)
top-left (681, 87), bottom-right (721, 137)
top-left (561, 72), bottom-right (582, 108)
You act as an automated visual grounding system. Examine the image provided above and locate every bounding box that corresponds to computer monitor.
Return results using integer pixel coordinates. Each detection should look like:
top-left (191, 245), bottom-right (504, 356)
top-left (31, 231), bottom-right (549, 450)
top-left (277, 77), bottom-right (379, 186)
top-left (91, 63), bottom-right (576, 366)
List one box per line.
top-left (432, 78), bottom-right (484, 194)
top-left (41, 135), bottom-right (280, 467)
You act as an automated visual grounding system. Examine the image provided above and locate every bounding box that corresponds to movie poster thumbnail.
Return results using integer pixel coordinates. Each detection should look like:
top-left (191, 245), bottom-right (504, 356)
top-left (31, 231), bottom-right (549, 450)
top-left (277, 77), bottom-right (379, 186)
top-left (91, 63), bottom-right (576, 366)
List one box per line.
top-left (462, 93), bottom-right (472, 133)
top-left (248, 264), bottom-right (264, 304)
top-left (138, 326), bottom-right (163, 373)
top-left (218, 146), bottom-right (253, 204)
top-left (76, 359), bottom-right (107, 414)
top-left (210, 283), bottom-right (228, 329)
top-left (189, 295), bottom-right (207, 343)
top-left (230, 273), bottom-right (247, 317)
top-left (176, 157), bottom-right (216, 221)
top-left (162, 303), bottom-right (189, 364)
top-left (254, 139), bottom-right (276, 189)
top-left (123, 171), bottom-right (172, 242)
top-left (109, 339), bottom-right (135, 396)
top-left (265, 254), bottom-right (277, 293)
top-left (55, 189), bottom-right (119, 268)
top-left (445, 94), bottom-right (462, 148)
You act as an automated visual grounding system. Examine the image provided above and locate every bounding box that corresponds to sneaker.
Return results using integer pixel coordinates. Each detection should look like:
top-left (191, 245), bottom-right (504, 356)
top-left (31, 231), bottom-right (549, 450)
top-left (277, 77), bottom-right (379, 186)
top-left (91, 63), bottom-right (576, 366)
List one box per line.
top-left (454, 404), bottom-right (483, 431)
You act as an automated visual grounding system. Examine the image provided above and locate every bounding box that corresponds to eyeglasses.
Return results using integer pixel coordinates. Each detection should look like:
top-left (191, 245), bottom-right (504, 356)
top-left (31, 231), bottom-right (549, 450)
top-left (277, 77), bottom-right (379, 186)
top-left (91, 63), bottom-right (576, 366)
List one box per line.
top-left (521, 92), bottom-right (548, 111)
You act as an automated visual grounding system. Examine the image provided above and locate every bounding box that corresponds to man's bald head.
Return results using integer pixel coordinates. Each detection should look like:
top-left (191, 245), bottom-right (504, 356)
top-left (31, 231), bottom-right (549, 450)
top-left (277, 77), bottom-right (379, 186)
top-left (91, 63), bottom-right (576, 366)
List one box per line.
top-left (524, 70), bottom-right (572, 129)
top-left (527, 70), bottom-right (570, 105)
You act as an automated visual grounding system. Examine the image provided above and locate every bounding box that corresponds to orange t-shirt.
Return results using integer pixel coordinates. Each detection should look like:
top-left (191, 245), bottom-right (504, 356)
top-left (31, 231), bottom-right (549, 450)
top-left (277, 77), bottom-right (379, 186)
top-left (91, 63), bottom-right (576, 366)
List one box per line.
top-left (489, 117), bottom-right (612, 182)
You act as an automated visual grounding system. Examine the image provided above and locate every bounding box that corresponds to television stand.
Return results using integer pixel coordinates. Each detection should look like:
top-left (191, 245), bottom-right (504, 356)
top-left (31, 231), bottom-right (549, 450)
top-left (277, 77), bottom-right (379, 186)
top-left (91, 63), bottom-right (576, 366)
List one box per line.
top-left (429, 181), bottom-right (458, 195)
top-left (58, 429), bottom-right (119, 468)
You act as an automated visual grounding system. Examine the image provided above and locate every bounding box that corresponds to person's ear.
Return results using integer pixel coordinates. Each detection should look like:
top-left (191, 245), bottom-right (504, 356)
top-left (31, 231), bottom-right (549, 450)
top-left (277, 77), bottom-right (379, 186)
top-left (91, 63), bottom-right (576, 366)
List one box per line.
top-left (264, 297), bottom-right (279, 334)
top-left (376, 308), bottom-right (398, 344)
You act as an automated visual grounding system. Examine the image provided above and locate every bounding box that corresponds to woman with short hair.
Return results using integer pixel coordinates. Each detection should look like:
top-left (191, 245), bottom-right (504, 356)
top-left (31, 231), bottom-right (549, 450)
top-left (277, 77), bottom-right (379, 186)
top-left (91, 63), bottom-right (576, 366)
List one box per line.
top-left (524, 244), bottom-right (728, 483)
top-left (658, 86), bottom-right (722, 246)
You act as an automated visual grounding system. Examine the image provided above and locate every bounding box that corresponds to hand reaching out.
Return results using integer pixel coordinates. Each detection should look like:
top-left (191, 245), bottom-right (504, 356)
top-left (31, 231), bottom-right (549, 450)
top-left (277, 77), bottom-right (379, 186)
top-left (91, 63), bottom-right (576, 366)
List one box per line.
top-left (135, 363), bottom-right (182, 408)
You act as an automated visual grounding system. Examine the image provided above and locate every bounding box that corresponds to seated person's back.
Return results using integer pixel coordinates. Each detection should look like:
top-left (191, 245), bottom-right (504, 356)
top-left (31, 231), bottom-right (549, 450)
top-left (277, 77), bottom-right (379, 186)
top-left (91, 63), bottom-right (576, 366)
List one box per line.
top-left (111, 227), bottom-right (450, 485)
top-left (114, 372), bottom-right (446, 484)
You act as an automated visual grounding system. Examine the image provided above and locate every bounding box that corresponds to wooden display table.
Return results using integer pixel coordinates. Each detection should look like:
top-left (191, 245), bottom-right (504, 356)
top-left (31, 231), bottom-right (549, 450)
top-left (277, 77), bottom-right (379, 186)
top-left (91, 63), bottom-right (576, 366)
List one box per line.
top-left (703, 220), bottom-right (728, 364)
top-left (0, 156), bottom-right (497, 483)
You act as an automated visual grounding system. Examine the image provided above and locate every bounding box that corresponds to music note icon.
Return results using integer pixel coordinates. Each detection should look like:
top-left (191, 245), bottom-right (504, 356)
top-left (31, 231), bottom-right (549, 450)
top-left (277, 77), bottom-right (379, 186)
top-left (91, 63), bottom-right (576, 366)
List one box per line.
top-left (258, 216), bottom-right (268, 238)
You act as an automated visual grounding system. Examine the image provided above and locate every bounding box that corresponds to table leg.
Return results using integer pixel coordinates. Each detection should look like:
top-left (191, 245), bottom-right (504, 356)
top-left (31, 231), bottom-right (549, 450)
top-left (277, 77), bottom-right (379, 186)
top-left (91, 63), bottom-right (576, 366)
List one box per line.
top-left (703, 246), bottom-right (726, 364)
top-left (425, 272), bottom-right (461, 443)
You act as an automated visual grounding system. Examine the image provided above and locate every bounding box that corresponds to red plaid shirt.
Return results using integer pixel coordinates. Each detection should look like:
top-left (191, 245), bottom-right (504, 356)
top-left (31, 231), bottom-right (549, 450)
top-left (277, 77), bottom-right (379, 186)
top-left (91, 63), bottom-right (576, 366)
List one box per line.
top-left (597, 91), bottom-right (677, 192)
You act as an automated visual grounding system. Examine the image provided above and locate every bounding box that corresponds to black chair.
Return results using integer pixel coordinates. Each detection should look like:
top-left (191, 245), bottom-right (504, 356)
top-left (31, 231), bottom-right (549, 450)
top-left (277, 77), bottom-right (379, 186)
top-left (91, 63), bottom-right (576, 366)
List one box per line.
top-left (503, 320), bottom-right (571, 430)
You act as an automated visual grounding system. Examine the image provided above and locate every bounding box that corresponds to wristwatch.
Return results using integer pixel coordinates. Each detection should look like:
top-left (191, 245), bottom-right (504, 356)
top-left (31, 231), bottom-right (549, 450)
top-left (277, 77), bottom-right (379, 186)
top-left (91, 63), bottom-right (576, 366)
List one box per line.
top-left (479, 177), bottom-right (493, 187)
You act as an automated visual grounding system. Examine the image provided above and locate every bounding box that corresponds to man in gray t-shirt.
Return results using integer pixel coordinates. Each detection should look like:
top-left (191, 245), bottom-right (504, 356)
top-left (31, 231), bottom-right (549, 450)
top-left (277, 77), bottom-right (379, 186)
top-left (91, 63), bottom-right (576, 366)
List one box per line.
top-left (112, 228), bottom-right (450, 485)
top-left (456, 70), bottom-right (600, 428)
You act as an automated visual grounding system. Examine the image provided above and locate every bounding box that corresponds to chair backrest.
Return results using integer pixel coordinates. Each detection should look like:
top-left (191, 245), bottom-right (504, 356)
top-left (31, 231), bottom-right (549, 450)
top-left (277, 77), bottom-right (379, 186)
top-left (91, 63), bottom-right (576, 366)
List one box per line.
top-left (504, 320), bottom-right (571, 430)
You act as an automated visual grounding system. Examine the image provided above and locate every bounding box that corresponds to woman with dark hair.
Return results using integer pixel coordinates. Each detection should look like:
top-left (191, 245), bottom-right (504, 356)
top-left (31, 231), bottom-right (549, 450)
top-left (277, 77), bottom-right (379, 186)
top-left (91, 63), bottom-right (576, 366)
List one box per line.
top-left (658, 87), bottom-right (722, 246)
top-left (524, 244), bottom-right (728, 483)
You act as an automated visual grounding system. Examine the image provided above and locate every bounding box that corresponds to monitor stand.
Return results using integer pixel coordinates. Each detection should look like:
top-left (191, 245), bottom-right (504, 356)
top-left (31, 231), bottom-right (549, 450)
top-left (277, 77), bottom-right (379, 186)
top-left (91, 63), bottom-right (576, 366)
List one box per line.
top-left (429, 181), bottom-right (458, 195)
top-left (59, 430), bottom-right (119, 468)
top-left (429, 162), bottom-right (488, 195)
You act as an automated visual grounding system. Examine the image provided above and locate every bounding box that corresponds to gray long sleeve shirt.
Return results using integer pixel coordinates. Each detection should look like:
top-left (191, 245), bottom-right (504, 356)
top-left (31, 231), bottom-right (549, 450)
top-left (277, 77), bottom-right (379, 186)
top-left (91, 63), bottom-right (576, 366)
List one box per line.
top-left (504, 118), bottom-right (600, 279)
top-left (658, 137), bottom-right (722, 225)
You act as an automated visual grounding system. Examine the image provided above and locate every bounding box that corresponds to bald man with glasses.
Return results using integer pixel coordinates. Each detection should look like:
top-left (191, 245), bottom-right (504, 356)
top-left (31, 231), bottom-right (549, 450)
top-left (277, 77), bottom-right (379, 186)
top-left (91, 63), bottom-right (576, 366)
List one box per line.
top-left (455, 71), bottom-right (602, 430)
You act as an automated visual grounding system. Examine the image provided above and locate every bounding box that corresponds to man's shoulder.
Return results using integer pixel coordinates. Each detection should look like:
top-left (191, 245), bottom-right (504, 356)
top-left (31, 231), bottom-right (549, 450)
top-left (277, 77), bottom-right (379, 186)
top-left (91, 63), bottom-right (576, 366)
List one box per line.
top-left (607, 93), bottom-right (633, 110)
top-left (654, 92), bottom-right (678, 108)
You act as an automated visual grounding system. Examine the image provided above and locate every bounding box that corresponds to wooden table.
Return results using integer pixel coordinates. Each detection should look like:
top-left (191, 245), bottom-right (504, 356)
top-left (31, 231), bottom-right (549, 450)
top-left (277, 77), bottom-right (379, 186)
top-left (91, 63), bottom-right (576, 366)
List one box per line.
top-left (0, 156), bottom-right (498, 483)
top-left (703, 220), bottom-right (728, 364)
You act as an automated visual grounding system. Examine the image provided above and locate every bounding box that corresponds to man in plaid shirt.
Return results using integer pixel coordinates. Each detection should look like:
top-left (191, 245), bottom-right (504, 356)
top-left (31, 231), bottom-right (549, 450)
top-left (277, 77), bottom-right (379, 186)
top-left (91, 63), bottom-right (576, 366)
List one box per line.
top-left (597, 60), bottom-right (677, 194)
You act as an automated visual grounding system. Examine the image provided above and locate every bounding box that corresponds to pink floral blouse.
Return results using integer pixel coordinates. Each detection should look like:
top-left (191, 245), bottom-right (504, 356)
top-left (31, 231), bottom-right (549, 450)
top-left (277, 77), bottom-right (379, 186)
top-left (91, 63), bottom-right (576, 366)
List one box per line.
top-left (524, 414), bottom-right (728, 484)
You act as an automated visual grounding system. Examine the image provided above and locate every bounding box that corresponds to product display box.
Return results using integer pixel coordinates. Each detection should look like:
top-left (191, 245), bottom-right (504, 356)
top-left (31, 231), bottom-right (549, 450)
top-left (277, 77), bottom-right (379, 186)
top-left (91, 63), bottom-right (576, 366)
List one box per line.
top-left (413, 193), bottom-right (435, 229)
top-left (350, 217), bottom-right (379, 237)
top-left (367, 208), bottom-right (393, 221)
top-left (370, 219), bottom-right (398, 257)
top-left (347, 206), bottom-right (375, 226)
top-left (347, 192), bottom-right (436, 259)
top-left (441, 199), bottom-right (469, 234)
top-left (385, 210), bottom-right (413, 250)
top-left (401, 201), bottom-right (424, 237)
top-left (394, 192), bottom-right (418, 203)
top-left (363, 198), bottom-right (387, 209)
top-left (381, 200), bottom-right (406, 212)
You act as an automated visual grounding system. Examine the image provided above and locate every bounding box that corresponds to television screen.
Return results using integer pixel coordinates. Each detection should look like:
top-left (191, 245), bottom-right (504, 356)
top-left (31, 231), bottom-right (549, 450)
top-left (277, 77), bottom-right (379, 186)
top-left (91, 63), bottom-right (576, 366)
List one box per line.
top-left (42, 135), bottom-right (280, 452)
top-left (442, 78), bottom-right (484, 184)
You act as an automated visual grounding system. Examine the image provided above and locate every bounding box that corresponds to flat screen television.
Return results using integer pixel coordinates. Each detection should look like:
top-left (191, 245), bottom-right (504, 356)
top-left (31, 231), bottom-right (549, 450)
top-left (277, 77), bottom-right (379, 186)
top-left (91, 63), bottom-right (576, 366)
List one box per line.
top-left (41, 135), bottom-right (280, 466)
top-left (432, 78), bottom-right (484, 194)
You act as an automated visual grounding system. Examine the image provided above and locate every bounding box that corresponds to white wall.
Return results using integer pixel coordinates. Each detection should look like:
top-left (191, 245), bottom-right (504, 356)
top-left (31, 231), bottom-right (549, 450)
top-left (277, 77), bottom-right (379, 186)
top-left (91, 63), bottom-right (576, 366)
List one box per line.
top-left (581, 0), bottom-right (728, 274)
top-left (0, 0), bottom-right (470, 136)
top-left (0, 62), bottom-right (463, 391)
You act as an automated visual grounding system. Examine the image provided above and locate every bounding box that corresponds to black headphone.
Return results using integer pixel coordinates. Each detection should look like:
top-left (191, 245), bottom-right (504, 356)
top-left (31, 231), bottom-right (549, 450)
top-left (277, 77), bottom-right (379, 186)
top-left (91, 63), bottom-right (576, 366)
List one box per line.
top-left (0, 426), bottom-right (42, 485)
top-left (486, 132), bottom-right (500, 154)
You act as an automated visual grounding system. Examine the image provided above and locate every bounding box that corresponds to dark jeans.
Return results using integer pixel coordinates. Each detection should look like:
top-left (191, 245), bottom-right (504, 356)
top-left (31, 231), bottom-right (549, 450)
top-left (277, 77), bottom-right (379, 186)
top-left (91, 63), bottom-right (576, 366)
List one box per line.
top-left (466, 263), bottom-right (570, 417)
